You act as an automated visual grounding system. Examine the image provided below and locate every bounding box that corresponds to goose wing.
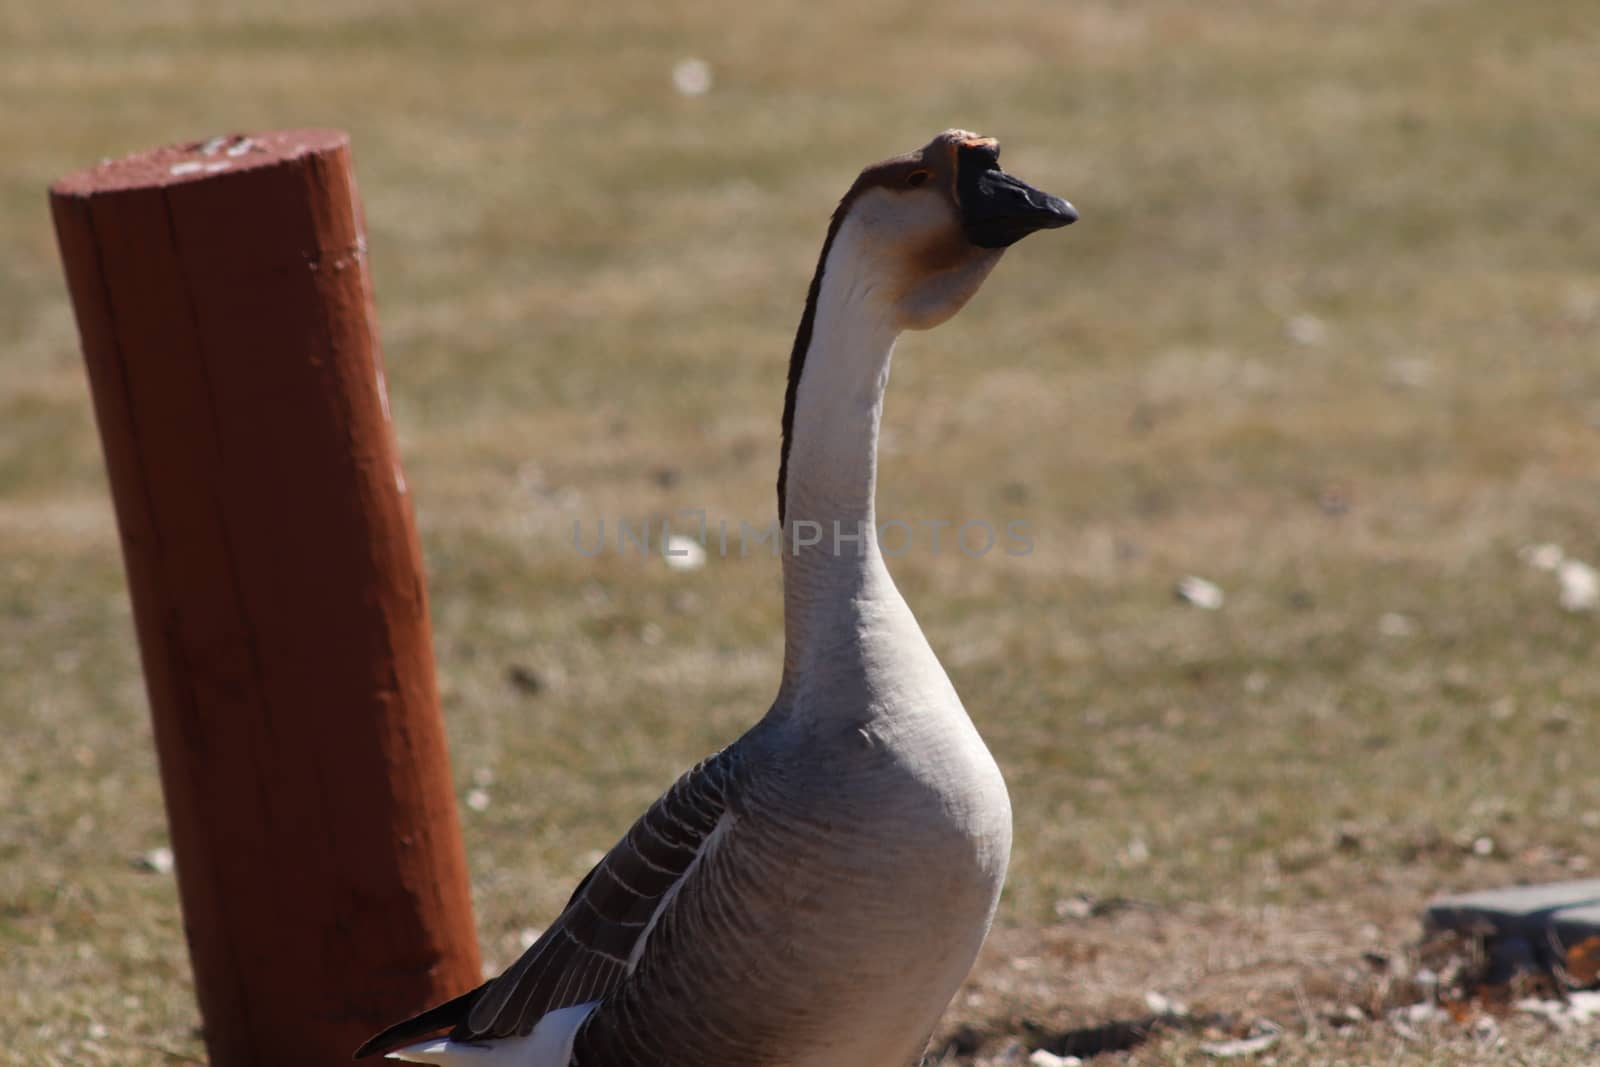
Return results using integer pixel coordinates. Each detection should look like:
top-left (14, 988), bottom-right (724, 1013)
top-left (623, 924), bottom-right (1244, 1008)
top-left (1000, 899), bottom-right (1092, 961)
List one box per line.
top-left (354, 750), bottom-right (739, 1058)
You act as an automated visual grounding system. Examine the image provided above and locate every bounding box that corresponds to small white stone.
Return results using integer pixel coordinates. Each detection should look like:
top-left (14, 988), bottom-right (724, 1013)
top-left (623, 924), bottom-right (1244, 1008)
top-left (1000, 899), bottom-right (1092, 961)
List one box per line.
top-left (1555, 990), bottom-right (1599, 1026)
top-left (1200, 1028), bottom-right (1280, 1058)
top-left (518, 927), bottom-right (542, 949)
top-left (137, 846), bottom-right (175, 874)
top-left (1389, 999), bottom-right (1445, 1041)
top-left (672, 58), bottom-right (713, 97)
top-left (465, 788), bottom-right (491, 812)
top-left (1145, 989), bottom-right (1188, 1016)
top-left (1286, 314), bottom-right (1327, 346)
top-left (1557, 559), bottom-right (1598, 612)
top-left (1054, 895), bottom-right (1094, 919)
top-left (1028, 1051), bottom-right (1082, 1067)
top-left (663, 534), bottom-right (706, 571)
top-left (1175, 575), bottom-right (1225, 610)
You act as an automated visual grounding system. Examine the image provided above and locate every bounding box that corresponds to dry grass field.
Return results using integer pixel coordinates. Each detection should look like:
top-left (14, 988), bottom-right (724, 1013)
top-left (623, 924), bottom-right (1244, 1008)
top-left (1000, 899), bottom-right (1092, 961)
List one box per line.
top-left (3, 1), bottom-right (1598, 1063)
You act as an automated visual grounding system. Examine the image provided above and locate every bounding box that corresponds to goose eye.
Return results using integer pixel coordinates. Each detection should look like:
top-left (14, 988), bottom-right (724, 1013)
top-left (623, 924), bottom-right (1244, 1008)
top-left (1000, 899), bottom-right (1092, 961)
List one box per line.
top-left (906, 169), bottom-right (931, 188)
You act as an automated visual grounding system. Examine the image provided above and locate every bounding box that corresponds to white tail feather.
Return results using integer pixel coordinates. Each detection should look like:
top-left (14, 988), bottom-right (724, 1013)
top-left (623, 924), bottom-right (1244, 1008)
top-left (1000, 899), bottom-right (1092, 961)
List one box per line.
top-left (387, 1003), bottom-right (599, 1067)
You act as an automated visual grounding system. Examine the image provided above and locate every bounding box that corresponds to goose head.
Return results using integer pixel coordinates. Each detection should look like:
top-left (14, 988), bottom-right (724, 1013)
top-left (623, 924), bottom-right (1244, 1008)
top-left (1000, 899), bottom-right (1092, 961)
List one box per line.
top-left (775, 132), bottom-right (1076, 522)
top-left (829, 129), bottom-right (1077, 331)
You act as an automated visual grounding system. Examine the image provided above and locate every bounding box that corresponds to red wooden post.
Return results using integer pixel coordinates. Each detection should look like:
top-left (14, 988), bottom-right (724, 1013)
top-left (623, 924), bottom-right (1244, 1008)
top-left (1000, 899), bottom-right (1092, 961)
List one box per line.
top-left (49, 130), bottom-right (481, 1066)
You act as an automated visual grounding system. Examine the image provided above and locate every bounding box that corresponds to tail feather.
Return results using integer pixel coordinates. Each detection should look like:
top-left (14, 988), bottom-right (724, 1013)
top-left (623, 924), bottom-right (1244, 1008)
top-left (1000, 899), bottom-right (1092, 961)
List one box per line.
top-left (353, 985), bottom-right (486, 1059)
top-left (385, 1003), bottom-right (599, 1067)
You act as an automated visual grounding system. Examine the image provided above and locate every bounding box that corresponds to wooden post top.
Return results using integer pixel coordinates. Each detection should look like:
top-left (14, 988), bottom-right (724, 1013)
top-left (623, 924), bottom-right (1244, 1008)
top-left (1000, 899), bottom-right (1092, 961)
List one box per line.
top-left (52, 129), bottom-right (349, 198)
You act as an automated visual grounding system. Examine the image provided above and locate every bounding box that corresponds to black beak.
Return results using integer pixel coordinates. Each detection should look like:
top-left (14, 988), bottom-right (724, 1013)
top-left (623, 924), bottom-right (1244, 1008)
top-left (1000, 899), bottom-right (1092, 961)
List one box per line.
top-left (959, 151), bottom-right (1078, 249)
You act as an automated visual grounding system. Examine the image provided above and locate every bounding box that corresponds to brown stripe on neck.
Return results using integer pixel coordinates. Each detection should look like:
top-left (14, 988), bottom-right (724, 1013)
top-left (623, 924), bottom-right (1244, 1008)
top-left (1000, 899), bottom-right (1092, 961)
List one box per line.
top-left (776, 201), bottom-right (848, 525)
top-left (776, 153), bottom-right (930, 524)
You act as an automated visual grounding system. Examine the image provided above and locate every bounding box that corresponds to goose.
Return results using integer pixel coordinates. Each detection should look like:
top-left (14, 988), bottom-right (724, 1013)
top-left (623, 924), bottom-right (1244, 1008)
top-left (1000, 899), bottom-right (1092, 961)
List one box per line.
top-left (355, 129), bottom-right (1077, 1067)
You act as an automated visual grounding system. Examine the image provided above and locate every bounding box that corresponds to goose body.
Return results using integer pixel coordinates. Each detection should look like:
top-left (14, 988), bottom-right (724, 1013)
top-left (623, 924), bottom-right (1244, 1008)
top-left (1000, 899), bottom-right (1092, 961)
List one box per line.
top-left (357, 130), bottom-right (1076, 1067)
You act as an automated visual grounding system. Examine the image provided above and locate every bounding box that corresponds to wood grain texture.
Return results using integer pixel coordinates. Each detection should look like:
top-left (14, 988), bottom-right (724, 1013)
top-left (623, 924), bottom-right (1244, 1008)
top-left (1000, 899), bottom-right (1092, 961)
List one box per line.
top-left (50, 130), bottom-right (481, 1067)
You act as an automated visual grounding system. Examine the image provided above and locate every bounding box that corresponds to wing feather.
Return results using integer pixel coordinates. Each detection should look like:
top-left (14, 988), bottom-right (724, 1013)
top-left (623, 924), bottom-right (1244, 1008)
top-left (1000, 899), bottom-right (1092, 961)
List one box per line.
top-left (456, 750), bottom-right (739, 1042)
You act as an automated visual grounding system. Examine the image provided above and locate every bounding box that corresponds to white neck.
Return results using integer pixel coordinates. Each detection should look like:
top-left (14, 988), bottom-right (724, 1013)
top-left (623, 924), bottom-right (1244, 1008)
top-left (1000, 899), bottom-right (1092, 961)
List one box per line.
top-left (779, 221), bottom-right (920, 690)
